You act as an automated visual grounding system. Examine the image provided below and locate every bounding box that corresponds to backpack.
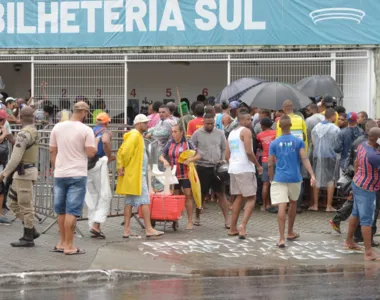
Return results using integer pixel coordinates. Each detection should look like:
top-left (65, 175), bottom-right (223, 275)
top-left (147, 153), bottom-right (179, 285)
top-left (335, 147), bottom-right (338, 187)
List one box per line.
top-left (224, 120), bottom-right (238, 139)
top-left (87, 127), bottom-right (106, 170)
top-left (0, 139), bottom-right (8, 163)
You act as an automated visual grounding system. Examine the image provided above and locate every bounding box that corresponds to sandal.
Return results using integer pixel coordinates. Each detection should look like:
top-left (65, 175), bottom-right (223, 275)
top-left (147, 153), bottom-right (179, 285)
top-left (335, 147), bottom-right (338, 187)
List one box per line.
top-left (228, 232), bottom-right (239, 237)
top-left (50, 246), bottom-right (64, 253)
top-left (239, 234), bottom-right (247, 240)
top-left (90, 229), bottom-right (106, 239)
top-left (308, 207), bottom-right (318, 211)
top-left (364, 256), bottom-right (380, 261)
top-left (276, 243), bottom-right (286, 248)
top-left (123, 234), bottom-right (141, 239)
top-left (64, 248), bottom-right (86, 255)
top-left (343, 245), bottom-right (363, 251)
top-left (146, 231), bottom-right (164, 238)
top-left (287, 233), bottom-right (300, 241)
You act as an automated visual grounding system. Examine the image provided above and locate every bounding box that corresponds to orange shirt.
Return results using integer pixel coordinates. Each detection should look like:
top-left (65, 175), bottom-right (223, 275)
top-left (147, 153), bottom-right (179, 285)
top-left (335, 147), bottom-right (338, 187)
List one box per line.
top-left (187, 117), bottom-right (204, 137)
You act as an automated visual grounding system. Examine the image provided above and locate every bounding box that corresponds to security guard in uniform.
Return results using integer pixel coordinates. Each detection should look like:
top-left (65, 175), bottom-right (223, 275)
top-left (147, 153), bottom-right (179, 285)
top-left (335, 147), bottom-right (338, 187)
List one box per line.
top-left (0, 107), bottom-right (39, 247)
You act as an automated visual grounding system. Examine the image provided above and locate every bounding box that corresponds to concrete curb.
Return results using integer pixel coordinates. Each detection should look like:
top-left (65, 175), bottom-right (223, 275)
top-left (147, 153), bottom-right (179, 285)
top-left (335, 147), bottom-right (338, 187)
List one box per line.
top-left (0, 270), bottom-right (193, 287)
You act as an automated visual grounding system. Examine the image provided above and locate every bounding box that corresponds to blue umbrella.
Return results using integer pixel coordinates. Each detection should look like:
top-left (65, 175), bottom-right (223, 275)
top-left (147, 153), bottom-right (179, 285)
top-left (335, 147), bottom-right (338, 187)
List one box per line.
top-left (216, 78), bottom-right (265, 103)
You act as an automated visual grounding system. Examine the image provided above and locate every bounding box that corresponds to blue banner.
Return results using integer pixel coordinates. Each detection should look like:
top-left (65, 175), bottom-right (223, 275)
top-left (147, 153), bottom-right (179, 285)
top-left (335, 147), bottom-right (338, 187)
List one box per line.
top-left (0, 0), bottom-right (379, 48)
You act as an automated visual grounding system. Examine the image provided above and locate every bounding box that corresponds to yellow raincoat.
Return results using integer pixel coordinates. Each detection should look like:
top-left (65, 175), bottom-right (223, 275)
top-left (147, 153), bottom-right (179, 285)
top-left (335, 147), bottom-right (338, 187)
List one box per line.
top-left (116, 129), bottom-right (144, 196)
top-left (178, 150), bottom-right (202, 209)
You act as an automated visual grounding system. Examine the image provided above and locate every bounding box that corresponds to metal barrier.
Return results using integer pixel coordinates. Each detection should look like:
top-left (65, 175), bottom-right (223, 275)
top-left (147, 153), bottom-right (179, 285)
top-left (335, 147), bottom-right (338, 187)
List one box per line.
top-left (5, 126), bottom-right (134, 233)
top-left (34, 136), bottom-right (55, 224)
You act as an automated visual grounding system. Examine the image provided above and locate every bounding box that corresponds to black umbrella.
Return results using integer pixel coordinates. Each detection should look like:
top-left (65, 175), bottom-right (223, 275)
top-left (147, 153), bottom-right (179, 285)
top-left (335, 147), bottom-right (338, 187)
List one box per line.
top-left (240, 82), bottom-right (312, 110)
top-left (215, 77), bottom-right (265, 103)
top-left (295, 75), bottom-right (343, 99)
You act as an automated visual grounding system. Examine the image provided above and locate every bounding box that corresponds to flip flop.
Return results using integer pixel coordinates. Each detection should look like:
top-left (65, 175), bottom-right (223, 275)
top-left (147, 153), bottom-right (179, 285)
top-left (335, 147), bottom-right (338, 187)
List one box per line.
top-left (287, 233), bottom-right (300, 241)
top-left (228, 232), bottom-right (239, 236)
top-left (90, 230), bottom-right (106, 239)
top-left (239, 234), bottom-right (247, 240)
top-left (64, 248), bottom-right (86, 255)
top-left (344, 245), bottom-right (363, 251)
top-left (49, 246), bottom-right (64, 253)
top-left (123, 234), bottom-right (142, 239)
top-left (225, 225), bottom-right (231, 229)
top-left (146, 231), bottom-right (164, 238)
top-left (308, 207), bottom-right (318, 211)
top-left (193, 221), bottom-right (201, 226)
top-left (364, 256), bottom-right (380, 261)
top-left (276, 243), bottom-right (286, 248)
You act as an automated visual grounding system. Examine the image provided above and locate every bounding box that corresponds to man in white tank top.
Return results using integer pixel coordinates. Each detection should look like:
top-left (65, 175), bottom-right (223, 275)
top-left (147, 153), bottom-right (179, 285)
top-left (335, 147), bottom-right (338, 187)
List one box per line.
top-left (226, 110), bottom-right (263, 239)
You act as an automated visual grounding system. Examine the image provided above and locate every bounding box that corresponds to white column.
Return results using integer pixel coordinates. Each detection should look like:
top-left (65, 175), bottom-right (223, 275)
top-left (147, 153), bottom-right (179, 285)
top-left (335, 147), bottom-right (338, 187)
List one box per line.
top-left (368, 50), bottom-right (374, 117)
top-left (124, 56), bottom-right (128, 125)
top-left (31, 56), bottom-right (35, 99)
top-left (227, 54), bottom-right (231, 85)
top-left (330, 52), bottom-right (336, 80)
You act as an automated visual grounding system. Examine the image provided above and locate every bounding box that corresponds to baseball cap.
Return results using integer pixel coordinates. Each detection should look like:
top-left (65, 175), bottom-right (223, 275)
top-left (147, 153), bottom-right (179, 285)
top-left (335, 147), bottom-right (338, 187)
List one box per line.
top-left (0, 110), bottom-right (7, 120)
top-left (73, 101), bottom-right (91, 113)
top-left (347, 112), bottom-right (358, 123)
top-left (260, 117), bottom-right (273, 128)
top-left (96, 112), bottom-right (111, 124)
top-left (322, 94), bottom-right (335, 107)
top-left (5, 97), bottom-right (15, 103)
top-left (230, 101), bottom-right (240, 110)
top-left (134, 114), bottom-right (149, 125)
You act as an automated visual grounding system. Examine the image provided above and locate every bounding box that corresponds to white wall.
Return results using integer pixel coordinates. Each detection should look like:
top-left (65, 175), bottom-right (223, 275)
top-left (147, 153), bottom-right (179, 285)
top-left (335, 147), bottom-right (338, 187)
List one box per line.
top-left (0, 63), bottom-right (31, 99)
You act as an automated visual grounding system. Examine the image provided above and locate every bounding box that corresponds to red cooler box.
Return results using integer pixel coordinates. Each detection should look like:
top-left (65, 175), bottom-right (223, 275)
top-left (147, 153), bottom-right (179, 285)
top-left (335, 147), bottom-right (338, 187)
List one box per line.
top-left (138, 194), bottom-right (185, 221)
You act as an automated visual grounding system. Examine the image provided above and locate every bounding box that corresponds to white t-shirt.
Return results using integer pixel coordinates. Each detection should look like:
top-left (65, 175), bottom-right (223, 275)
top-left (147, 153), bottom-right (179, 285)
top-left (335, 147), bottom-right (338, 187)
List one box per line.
top-left (4, 121), bottom-right (12, 135)
top-left (50, 121), bottom-right (95, 178)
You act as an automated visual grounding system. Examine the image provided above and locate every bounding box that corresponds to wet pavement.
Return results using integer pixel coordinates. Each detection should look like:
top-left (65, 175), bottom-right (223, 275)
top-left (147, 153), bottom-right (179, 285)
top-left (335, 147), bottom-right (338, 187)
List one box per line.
top-left (1, 201), bottom-right (379, 274)
top-left (2, 265), bottom-right (380, 300)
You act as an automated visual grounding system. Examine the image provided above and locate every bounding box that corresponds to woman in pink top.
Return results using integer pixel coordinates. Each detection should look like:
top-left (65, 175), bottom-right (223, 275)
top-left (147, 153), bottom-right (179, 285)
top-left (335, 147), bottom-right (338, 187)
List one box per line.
top-left (148, 101), bottom-right (163, 129)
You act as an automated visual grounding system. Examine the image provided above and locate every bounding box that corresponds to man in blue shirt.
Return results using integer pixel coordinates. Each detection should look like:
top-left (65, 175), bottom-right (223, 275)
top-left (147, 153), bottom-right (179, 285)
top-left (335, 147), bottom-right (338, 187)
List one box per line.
top-left (268, 115), bottom-right (316, 248)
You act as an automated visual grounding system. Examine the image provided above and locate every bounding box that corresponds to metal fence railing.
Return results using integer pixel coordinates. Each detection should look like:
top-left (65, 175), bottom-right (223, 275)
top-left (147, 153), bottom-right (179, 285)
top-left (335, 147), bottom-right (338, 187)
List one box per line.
top-left (7, 124), bottom-right (136, 235)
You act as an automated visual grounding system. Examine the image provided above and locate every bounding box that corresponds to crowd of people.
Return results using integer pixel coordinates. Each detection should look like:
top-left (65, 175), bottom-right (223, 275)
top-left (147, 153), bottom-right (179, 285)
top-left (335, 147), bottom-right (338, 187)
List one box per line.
top-left (1, 90), bottom-right (380, 261)
top-left (127, 93), bottom-right (380, 260)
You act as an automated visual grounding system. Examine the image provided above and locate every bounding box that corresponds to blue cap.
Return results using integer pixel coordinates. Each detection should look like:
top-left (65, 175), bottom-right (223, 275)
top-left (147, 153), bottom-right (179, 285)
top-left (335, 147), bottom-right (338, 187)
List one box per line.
top-left (230, 101), bottom-right (240, 110)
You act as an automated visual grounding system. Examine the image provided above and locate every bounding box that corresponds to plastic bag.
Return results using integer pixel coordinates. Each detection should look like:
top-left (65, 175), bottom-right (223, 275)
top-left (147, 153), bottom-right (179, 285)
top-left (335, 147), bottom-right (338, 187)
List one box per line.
top-left (0, 77), bottom-right (5, 90)
top-left (179, 150), bottom-right (202, 209)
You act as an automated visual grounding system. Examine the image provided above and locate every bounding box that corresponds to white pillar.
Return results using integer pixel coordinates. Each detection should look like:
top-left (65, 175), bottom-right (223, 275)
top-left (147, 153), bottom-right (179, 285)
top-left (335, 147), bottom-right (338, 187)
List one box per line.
top-left (330, 52), bottom-right (336, 80)
top-left (227, 54), bottom-right (231, 85)
top-left (124, 56), bottom-right (128, 125)
top-left (31, 56), bottom-right (35, 99)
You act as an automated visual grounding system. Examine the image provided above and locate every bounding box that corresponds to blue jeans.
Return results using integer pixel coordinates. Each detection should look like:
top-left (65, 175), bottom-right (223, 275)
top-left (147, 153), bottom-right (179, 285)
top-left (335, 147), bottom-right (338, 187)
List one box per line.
top-left (54, 177), bottom-right (87, 217)
top-left (352, 183), bottom-right (376, 227)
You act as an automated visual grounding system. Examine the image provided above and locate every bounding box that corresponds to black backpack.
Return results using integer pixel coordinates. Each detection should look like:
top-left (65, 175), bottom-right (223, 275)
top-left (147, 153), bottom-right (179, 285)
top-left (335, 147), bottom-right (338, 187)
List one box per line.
top-left (0, 140), bottom-right (8, 163)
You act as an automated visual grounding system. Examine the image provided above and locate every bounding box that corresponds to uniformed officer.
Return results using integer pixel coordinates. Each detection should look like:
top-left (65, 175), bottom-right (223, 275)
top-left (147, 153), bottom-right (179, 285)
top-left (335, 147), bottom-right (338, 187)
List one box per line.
top-left (0, 107), bottom-right (39, 247)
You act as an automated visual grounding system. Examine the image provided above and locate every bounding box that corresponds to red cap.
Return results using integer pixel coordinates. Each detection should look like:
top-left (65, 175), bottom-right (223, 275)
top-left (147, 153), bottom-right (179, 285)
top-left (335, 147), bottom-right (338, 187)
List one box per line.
top-left (0, 110), bottom-right (7, 120)
top-left (347, 112), bottom-right (358, 123)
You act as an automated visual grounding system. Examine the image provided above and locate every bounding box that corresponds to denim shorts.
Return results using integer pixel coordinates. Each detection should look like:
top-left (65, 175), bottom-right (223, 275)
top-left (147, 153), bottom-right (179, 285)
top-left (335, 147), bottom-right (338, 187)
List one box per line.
top-left (125, 176), bottom-right (150, 207)
top-left (352, 183), bottom-right (376, 226)
top-left (54, 177), bottom-right (87, 217)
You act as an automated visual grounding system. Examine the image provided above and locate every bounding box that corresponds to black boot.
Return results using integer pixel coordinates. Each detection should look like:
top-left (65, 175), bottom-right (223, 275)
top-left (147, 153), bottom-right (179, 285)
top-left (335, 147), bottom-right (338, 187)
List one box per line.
top-left (22, 222), bottom-right (40, 240)
top-left (33, 228), bottom-right (40, 240)
top-left (11, 228), bottom-right (35, 247)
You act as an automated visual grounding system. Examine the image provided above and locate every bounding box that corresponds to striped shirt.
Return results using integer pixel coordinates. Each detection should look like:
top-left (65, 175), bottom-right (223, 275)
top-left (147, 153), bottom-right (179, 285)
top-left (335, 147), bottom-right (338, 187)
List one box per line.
top-left (162, 138), bottom-right (197, 179)
top-left (353, 142), bottom-right (380, 192)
